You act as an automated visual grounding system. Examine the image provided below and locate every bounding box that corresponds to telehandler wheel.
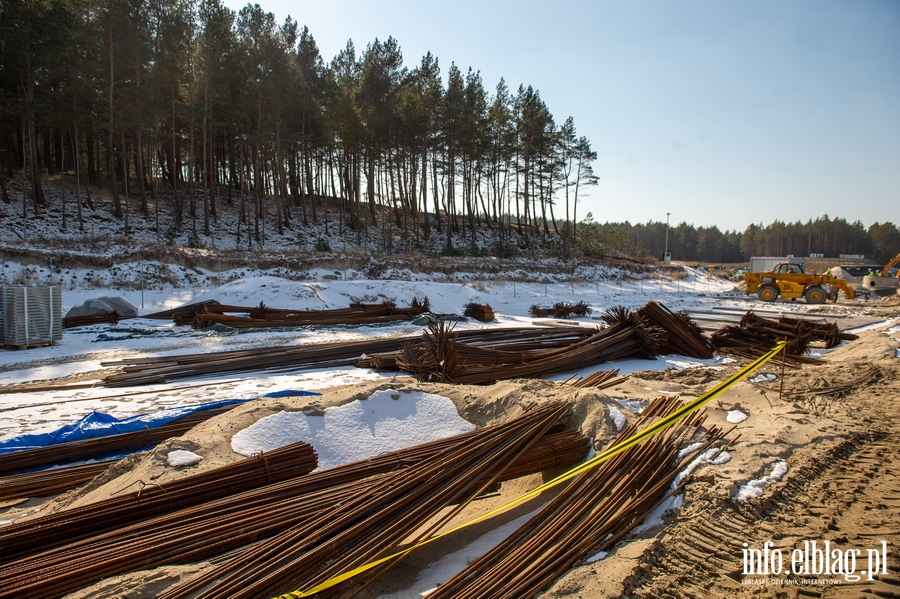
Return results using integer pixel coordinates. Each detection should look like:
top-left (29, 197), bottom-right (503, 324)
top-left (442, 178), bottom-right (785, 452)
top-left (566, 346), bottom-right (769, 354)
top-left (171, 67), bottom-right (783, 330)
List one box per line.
top-left (757, 284), bottom-right (779, 302)
top-left (804, 285), bottom-right (827, 304)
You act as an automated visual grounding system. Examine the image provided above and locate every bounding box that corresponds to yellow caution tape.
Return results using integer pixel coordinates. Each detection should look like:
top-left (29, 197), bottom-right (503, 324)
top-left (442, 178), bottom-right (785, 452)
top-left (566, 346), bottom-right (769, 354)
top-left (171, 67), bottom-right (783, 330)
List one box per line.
top-left (274, 341), bottom-right (786, 598)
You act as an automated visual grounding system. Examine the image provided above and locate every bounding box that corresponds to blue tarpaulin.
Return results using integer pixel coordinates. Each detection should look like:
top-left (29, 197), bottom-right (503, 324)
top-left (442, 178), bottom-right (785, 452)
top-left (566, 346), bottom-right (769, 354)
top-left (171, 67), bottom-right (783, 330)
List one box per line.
top-left (0, 390), bottom-right (319, 455)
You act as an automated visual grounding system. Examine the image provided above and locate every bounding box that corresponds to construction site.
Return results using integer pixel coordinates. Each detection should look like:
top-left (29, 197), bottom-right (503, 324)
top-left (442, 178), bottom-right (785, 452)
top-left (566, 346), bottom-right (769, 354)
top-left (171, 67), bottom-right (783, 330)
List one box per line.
top-left (0, 269), bottom-right (898, 599)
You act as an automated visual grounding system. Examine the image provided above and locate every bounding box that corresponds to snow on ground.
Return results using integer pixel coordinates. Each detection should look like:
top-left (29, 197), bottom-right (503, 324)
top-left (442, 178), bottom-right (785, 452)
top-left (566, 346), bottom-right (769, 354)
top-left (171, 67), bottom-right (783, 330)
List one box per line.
top-left (843, 318), bottom-right (899, 334)
top-left (607, 405), bottom-right (627, 431)
top-left (632, 446), bottom-right (734, 535)
top-left (733, 461), bottom-right (790, 501)
top-left (0, 262), bottom-right (888, 443)
top-left (0, 268), bottom-right (733, 439)
top-left (613, 397), bottom-right (649, 413)
top-left (726, 410), bottom-right (749, 424)
top-left (380, 509), bottom-right (541, 599)
top-left (230, 389), bottom-right (475, 470)
top-left (167, 450), bottom-right (203, 467)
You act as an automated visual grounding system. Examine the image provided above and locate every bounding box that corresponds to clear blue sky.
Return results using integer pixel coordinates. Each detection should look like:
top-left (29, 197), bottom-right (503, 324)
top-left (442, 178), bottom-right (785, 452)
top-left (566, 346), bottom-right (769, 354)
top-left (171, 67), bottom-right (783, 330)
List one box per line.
top-left (223, 0), bottom-right (899, 232)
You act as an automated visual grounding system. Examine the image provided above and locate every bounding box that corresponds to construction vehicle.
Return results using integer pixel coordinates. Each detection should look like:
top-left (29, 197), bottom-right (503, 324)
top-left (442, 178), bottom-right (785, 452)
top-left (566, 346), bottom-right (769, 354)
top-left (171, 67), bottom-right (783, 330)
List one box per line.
top-left (881, 252), bottom-right (900, 276)
top-left (860, 252), bottom-right (900, 295)
top-left (744, 262), bottom-right (856, 304)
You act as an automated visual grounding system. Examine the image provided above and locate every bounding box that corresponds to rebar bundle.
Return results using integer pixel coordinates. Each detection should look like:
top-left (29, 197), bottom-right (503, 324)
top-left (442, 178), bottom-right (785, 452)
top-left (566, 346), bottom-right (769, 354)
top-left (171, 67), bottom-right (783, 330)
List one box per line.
top-left (398, 310), bottom-right (660, 385)
top-left (635, 301), bottom-right (715, 359)
top-left (0, 405), bottom-right (240, 502)
top-left (0, 461), bottom-right (113, 501)
top-left (567, 368), bottom-right (629, 390)
top-left (425, 396), bottom-right (731, 599)
top-left (61, 311), bottom-right (120, 329)
top-left (710, 311), bottom-right (838, 365)
top-left (142, 299), bottom-right (224, 322)
top-left (0, 404), bottom-right (237, 477)
top-left (0, 413), bottom-right (587, 599)
top-left (739, 312), bottom-right (854, 348)
top-left (192, 299), bottom-right (431, 329)
top-left (463, 302), bottom-right (496, 322)
top-left (0, 439), bottom-right (318, 562)
top-left (101, 326), bottom-right (596, 387)
top-left (157, 402), bottom-right (571, 599)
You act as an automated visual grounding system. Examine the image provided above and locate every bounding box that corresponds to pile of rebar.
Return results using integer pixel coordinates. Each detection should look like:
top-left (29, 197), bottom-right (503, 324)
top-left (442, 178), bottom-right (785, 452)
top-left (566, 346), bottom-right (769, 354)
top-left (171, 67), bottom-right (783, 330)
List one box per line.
top-left (710, 311), bottom-right (840, 365)
top-left (529, 301), bottom-right (591, 319)
top-left (397, 309), bottom-right (660, 385)
top-left (0, 404), bottom-right (237, 476)
top-left (0, 461), bottom-right (113, 501)
top-left (463, 302), bottom-right (496, 322)
top-left (101, 326), bottom-right (596, 387)
top-left (101, 301), bottom-right (720, 389)
top-left (191, 298), bottom-right (432, 329)
top-left (738, 312), bottom-right (855, 348)
top-left (567, 368), bottom-right (629, 390)
top-left (0, 439), bottom-right (318, 562)
top-left (0, 404), bottom-right (238, 500)
top-left (0, 409), bottom-right (588, 599)
top-left (143, 298), bottom-right (433, 329)
top-left (142, 299), bottom-right (224, 323)
top-left (61, 311), bottom-right (120, 329)
top-left (425, 396), bottom-right (731, 599)
top-left (155, 402), bottom-right (571, 599)
top-left (635, 301), bottom-right (715, 359)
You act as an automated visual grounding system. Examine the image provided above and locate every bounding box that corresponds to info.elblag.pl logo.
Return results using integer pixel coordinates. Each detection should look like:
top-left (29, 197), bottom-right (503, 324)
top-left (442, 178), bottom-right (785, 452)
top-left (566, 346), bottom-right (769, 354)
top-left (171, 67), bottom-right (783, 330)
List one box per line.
top-left (741, 540), bottom-right (890, 585)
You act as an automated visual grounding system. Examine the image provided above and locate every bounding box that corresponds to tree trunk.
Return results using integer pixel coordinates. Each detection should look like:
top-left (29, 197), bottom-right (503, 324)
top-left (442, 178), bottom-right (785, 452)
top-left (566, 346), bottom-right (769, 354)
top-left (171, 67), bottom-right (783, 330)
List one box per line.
top-left (202, 80), bottom-right (210, 236)
top-left (366, 149), bottom-right (377, 223)
top-left (86, 126), bottom-right (97, 189)
top-left (107, 9), bottom-right (122, 217)
top-left (0, 156), bottom-right (9, 204)
top-left (121, 132), bottom-right (130, 233)
top-left (23, 10), bottom-right (46, 210)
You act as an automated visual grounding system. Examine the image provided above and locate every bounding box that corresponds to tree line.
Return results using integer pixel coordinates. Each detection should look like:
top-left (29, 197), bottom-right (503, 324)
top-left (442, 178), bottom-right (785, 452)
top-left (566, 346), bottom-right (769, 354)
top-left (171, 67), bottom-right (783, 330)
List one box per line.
top-left (3, 1), bottom-right (894, 265)
top-left (0, 0), bottom-right (598, 254)
top-left (576, 215), bottom-right (900, 264)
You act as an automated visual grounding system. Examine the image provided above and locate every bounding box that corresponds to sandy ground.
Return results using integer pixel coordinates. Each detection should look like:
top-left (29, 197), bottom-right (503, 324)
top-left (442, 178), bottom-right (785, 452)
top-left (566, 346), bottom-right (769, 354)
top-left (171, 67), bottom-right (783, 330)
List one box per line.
top-left (1, 301), bottom-right (898, 598)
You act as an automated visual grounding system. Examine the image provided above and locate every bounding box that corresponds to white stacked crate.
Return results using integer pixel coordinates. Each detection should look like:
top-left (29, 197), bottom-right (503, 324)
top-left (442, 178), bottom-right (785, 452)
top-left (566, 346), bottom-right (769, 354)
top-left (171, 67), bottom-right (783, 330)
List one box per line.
top-left (0, 286), bottom-right (62, 348)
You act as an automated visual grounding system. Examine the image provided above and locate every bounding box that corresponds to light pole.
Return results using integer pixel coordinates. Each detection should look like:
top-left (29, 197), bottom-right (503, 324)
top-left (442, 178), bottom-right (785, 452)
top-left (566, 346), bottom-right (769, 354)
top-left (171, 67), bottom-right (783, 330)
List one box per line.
top-left (663, 212), bottom-right (671, 264)
top-left (664, 213), bottom-right (670, 255)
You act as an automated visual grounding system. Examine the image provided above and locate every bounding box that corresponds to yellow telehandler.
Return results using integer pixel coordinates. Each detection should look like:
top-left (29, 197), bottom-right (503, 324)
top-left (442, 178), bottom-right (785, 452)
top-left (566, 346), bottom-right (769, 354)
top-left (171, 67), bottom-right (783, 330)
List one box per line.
top-left (744, 262), bottom-right (856, 304)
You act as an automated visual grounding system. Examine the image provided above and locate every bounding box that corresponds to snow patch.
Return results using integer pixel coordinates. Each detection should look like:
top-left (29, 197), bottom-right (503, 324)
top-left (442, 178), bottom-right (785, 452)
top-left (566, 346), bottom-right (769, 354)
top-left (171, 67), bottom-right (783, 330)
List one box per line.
top-left (167, 450), bottom-right (203, 467)
top-left (678, 442), bottom-right (705, 460)
top-left (844, 319), bottom-right (896, 334)
top-left (734, 461), bottom-right (789, 501)
top-left (674, 447), bottom-right (728, 487)
top-left (607, 405), bottom-right (627, 431)
top-left (633, 493), bottom-right (685, 535)
top-left (587, 550), bottom-right (608, 562)
top-left (614, 397), bottom-right (648, 413)
top-left (727, 410), bottom-right (749, 424)
top-left (711, 451), bottom-right (732, 465)
top-left (379, 510), bottom-right (540, 599)
top-left (749, 373), bottom-right (777, 383)
top-left (230, 389), bottom-right (474, 470)
top-left (584, 438), bottom-right (596, 461)
top-left (632, 445), bottom-right (732, 536)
